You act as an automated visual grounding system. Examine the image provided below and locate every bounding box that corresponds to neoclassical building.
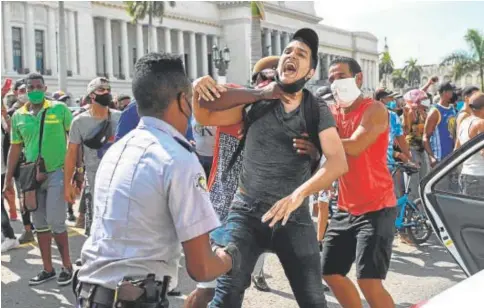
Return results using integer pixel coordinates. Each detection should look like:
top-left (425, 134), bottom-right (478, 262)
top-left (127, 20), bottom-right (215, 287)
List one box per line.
top-left (1, 1), bottom-right (379, 98)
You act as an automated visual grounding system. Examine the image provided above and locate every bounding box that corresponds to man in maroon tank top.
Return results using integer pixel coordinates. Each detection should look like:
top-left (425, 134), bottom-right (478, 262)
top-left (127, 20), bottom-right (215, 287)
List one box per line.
top-left (321, 57), bottom-right (397, 308)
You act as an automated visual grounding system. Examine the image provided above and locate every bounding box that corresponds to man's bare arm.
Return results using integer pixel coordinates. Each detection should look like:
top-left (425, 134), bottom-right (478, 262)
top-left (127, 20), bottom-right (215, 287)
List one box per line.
top-left (4, 143), bottom-right (22, 183)
top-left (182, 233), bottom-right (232, 282)
top-left (64, 143), bottom-right (79, 203)
top-left (342, 102), bottom-right (388, 157)
top-left (396, 135), bottom-right (413, 161)
top-left (423, 109), bottom-right (439, 163)
top-left (192, 86), bottom-right (244, 126)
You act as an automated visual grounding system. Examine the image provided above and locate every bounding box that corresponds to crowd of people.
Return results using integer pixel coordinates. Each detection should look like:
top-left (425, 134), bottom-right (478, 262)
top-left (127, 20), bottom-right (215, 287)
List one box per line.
top-left (1, 26), bottom-right (483, 308)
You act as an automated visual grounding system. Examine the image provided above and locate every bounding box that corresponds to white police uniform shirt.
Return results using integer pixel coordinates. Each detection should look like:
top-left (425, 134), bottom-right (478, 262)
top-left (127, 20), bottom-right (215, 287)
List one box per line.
top-left (77, 116), bottom-right (220, 289)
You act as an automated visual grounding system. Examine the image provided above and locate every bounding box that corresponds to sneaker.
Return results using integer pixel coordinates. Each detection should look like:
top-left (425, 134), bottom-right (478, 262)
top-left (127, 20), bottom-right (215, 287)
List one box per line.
top-left (67, 212), bottom-right (76, 222)
top-left (18, 230), bottom-right (35, 244)
top-left (57, 268), bottom-right (73, 286)
top-left (29, 269), bottom-right (56, 286)
top-left (1, 238), bottom-right (20, 252)
top-left (252, 275), bottom-right (270, 292)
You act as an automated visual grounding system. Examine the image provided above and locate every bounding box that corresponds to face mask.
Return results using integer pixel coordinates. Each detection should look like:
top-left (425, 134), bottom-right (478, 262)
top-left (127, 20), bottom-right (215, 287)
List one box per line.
top-left (421, 99), bottom-right (431, 107)
top-left (94, 93), bottom-right (112, 107)
top-left (17, 93), bottom-right (28, 104)
top-left (386, 100), bottom-right (397, 109)
top-left (331, 77), bottom-right (361, 108)
top-left (275, 72), bottom-right (310, 94)
top-left (27, 91), bottom-right (45, 105)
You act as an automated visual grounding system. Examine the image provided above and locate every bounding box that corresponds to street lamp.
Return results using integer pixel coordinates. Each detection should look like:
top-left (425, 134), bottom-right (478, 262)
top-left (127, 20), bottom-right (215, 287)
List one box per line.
top-left (212, 44), bottom-right (230, 84)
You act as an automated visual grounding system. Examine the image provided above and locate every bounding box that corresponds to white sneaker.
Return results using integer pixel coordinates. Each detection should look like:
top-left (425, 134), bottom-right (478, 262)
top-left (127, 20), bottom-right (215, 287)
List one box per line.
top-left (1, 238), bottom-right (20, 253)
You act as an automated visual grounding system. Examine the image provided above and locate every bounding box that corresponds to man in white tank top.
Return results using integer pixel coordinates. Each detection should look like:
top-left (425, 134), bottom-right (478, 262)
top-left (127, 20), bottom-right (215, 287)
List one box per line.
top-left (455, 92), bottom-right (484, 197)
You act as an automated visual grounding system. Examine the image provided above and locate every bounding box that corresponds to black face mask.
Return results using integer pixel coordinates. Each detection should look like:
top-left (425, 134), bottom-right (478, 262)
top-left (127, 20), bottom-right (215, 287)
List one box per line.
top-left (94, 93), bottom-right (112, 107)
top-left (275, 71), bottom-right (310, 94)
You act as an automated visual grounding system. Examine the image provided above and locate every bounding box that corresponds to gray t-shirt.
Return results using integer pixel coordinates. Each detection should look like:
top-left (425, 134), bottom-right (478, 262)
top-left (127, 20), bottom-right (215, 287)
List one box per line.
top-left (239, 94), bottom-right (335, 205)
top-left (69, 109), bottom-right (121, 186)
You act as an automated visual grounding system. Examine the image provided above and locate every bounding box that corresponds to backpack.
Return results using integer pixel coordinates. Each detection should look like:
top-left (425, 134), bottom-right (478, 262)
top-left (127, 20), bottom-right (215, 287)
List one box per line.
top-left (223, 88), bottom-right (322, 180)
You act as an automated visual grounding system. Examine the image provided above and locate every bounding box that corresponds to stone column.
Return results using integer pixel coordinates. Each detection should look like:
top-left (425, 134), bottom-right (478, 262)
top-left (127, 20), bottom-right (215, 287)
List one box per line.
top-left (177, 29), bottom-right (185, 67)
top-left (2, 2), bottom-right (14, 73)
top-left (136, 23), bottom-right (144, 59)
top-left (150, 26), bottom-right (158, 52)
top-left (47, 6), bottom-right (57, 76)
top-left (120, 20), bottom-right (130, 79)
top-left (211, 35), bottom-right (218, 79)
top-left (274, 30), bottom-right (281, 55)
top-left (188, 31), bottom-right (197, 79)
top-left (68, 10), bottom-right (78, 75)
top-left (264, 28), bottom-right (272, 56)
top-left (26, 3), bottom-right (37, 72)
top-left (164, 27), bottom-right (171, 53)
top-left (283, 32), bottom-right (290, 48)
top-left (104, 17), bottom-right (114, 78)
top-left (201, 33), bottom-right (208, 76)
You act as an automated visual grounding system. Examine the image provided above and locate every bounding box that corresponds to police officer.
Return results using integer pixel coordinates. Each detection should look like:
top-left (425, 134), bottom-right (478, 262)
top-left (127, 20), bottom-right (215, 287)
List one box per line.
top-left (75, 52), bottom-right (239, 308)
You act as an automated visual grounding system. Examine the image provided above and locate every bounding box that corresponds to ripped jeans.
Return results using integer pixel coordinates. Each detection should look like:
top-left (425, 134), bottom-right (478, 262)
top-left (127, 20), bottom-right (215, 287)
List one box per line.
top-left (209, 191), bottom-right (328, 308)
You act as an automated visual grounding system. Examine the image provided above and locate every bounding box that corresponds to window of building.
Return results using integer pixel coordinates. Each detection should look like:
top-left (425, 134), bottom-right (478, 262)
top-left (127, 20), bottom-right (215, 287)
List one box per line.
top-left (35, 30), bottom-right (45, 74)
top-left (208, 54), bottom-right (213, 78)
top-left (102, 45), bottom-right (107, 76)
top-left (133, 47), bottom-right (137, 65)
top-left (12, 27), bottom-right (23, 73)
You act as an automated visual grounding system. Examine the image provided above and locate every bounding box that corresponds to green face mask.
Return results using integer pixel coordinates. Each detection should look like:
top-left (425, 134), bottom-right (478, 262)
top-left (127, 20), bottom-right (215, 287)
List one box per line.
top-left (28, 91), bottom-right (45, 105)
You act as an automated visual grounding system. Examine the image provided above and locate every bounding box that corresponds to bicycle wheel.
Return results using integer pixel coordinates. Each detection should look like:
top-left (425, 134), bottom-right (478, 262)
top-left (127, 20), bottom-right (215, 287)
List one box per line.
top-left (404, 198), bottom-right (433, 245)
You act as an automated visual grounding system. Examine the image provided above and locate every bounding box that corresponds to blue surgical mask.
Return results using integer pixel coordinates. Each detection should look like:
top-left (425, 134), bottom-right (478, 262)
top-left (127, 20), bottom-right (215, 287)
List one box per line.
top-left (386, 100), bottom-right (397, 109)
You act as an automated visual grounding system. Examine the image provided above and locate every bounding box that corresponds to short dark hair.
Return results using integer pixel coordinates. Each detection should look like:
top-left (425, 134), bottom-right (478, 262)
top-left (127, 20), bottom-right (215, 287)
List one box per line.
top-left (132, 53), bottom-right (189, 115)
top-left (462, 86), bottom-right (479, 98)
top-left (329, 57), bottom-right (362, 75)
top-left (26, 73), bottom-right (45, 85)
top-left (14, 78), bottom-right (25, 91)
top-left (438, 82), bottom-right (454, 94)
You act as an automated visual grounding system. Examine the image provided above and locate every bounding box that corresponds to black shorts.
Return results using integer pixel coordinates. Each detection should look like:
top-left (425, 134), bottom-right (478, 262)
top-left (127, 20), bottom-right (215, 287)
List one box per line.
top-left (321, 206), bottom-right (397, 280)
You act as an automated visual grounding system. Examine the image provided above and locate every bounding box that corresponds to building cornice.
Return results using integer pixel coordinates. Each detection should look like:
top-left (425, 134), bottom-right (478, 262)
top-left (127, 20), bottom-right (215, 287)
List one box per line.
top-left (218, 1), bottom-right (323, 24)
top-left (91, 1), bottom-right (221, 27)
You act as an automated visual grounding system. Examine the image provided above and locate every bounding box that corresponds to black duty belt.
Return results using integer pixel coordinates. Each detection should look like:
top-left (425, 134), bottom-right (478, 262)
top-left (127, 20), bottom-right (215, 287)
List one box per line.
top-left (78, 282), bottom-right (115, 307)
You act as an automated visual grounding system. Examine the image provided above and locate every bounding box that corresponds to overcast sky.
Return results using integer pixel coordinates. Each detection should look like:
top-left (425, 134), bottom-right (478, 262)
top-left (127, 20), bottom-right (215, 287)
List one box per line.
top-left (314, 0), bottom-right (484, 68)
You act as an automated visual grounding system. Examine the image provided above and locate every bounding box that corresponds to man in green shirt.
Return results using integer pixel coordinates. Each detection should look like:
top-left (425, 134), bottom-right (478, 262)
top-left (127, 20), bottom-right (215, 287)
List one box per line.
top-left (3, 73), bottom-right (74, 286)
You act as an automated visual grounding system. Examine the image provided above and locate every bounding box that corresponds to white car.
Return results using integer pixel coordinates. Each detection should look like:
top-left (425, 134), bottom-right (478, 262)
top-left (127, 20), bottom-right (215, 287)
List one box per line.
top-left (414, 133), bottom-right (484, 307)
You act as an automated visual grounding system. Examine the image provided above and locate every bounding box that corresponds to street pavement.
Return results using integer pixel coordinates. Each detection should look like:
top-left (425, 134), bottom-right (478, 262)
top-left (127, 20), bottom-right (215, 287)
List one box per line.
top-left (2, 211), bottom-right (466, 308)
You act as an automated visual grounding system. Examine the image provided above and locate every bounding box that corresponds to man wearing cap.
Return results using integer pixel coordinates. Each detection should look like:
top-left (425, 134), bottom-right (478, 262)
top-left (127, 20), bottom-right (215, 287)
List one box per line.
top-left (3, 73), bottom-right (74, 286)
top-left (455, 85), bottom-right (480, 142)
top-left (115, 94), bottom-right (131, 111)
top-left (64, 77), bottom-right (121, 236)
top-left (423, 82), bottom-right (458, 168)
top-left (193, 28), bottom-right (347, 307)
top-left (455, 92), bottom-right (484, 197)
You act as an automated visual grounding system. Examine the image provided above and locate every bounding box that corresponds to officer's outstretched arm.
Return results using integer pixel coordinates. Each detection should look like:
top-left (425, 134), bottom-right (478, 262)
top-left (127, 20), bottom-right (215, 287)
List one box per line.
top-left (182, 233), bottom-right (233, 282)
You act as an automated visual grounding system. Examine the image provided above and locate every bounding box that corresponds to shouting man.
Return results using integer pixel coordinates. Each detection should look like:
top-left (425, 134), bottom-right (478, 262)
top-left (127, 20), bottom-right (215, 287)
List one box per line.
top-left (322, 57), bottom-right (397, 308)
top-left (193, 28), bottom-right (347, 307)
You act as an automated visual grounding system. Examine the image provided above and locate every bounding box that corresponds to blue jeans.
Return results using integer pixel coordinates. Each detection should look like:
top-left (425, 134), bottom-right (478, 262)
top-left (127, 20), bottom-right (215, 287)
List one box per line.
top-left (209, 192), bottom-right (328, 308)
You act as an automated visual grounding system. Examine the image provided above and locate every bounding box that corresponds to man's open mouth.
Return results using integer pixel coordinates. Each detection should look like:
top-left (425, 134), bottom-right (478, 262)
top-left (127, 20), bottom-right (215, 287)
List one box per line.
top-left (283, 62), bottom-right (297, 75)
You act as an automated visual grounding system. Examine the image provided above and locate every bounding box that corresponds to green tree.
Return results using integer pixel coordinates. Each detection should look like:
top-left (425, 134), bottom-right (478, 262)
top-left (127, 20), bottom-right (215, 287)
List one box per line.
top-left (379, 51), bottom-right (394, 88)
top-left (403, 58), bottom-right (422, 87)
top-left (250, 2), bottom-right (265, 69)
top-left (125, 1), bottom-right (175, 53)
top-left (441, 29), bottom-right (484, 89)
top-left (392, 69), bottom-right (407, 89)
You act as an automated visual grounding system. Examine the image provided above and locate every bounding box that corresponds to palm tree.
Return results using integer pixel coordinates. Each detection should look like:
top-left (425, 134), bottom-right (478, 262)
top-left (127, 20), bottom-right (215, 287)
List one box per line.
top-left (379, 51), bottom-right (394, 87)
top-left (392, 69), bottom-right (407, 89)
top-left (403, 58), bottom-right (422, 87)
top-left (125, 1), bottom-right (175, 53)
top-left (250, 2), bottom-right (265, 69)
top-left (441, 29), bottom-right (484, 89)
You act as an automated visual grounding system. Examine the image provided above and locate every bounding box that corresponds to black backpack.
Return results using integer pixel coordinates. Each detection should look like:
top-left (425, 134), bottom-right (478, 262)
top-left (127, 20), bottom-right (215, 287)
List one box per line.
top-left (223, 88), bottom-right (322, 180)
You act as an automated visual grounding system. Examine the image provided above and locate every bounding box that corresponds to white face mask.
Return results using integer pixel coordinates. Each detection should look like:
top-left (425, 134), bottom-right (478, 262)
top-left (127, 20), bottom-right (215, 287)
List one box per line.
top-left (17, 93), bottom-right (28, 104)
top-left (421, 99), bottom-right (431, 107)
top-left (331, 77), bottom-right (361, 108)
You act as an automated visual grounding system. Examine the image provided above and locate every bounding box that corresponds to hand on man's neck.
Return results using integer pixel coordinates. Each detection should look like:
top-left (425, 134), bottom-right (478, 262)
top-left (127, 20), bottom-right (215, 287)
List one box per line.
top-left (280, 90), bottom-right (304, 112)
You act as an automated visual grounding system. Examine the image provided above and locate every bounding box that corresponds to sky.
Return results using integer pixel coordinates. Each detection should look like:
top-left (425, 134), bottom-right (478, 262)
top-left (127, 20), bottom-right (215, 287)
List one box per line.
top-left (314, 0), bottom-right (484, 68)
